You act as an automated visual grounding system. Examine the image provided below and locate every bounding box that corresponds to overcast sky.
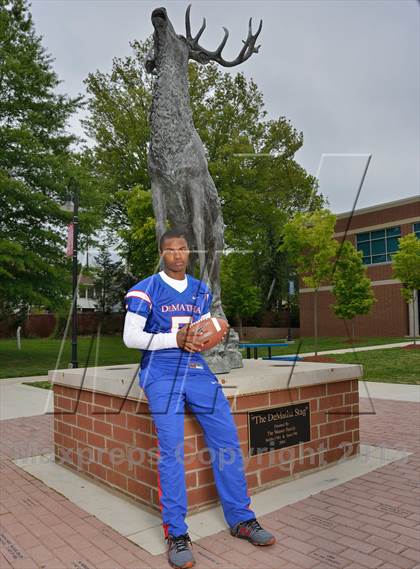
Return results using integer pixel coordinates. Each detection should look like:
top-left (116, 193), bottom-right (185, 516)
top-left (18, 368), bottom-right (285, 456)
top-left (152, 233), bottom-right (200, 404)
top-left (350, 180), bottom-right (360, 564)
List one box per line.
top-left (30, 0), bottom-right (419, 214)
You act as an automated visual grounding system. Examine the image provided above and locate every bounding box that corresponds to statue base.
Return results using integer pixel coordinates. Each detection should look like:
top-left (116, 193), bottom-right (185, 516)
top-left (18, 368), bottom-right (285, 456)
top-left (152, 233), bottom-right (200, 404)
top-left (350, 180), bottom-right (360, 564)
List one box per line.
top-left (50, 359), bottom-right (362, 516)
top-left (202, 326), bottom-right (243, 373)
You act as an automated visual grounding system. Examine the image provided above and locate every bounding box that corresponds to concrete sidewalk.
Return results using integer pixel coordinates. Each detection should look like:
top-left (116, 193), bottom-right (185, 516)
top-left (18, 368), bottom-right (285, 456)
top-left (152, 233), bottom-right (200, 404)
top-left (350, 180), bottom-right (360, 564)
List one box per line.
top-left (0, 376), bottom-right (53, 420)
top-left (283, 340), bottom-right (416, 357)
top-left (358, 381), bottom-right (420, 403)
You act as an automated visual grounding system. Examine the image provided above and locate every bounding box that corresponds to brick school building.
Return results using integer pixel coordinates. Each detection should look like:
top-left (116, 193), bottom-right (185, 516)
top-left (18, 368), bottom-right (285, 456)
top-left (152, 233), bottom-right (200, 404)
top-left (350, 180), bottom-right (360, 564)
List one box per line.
top-left (299, 195), bottom-right (420, 338)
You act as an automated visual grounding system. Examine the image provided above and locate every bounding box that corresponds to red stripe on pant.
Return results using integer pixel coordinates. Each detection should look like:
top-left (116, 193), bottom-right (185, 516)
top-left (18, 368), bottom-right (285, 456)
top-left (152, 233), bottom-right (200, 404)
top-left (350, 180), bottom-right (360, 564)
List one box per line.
top-left (155, 427), bottom-right (169, 539)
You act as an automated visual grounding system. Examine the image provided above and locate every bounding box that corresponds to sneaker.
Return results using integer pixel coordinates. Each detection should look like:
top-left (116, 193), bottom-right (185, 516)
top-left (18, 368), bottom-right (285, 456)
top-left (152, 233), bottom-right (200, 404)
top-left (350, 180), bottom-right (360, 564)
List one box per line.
top-left (167, 533), bottom-right (195, 568)
top-left (230, 518), bottom-right (276, 546)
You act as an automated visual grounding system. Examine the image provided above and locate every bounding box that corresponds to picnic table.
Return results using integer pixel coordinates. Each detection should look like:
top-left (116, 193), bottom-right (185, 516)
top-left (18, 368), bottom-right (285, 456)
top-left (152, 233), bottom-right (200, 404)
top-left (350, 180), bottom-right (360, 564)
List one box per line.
top-left (239, 342), bottom-right (289, 360)
top-left (262, 355), bottom-right (302, 362)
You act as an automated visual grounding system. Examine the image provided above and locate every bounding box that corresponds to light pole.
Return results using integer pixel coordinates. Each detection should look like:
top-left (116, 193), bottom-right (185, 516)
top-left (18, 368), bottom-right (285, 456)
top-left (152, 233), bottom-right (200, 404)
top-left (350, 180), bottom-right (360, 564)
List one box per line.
top-left (278, 236), bottom-right (293, 342)
top-left (63, 178), bottom-right (79, 368)
top-left (287, 277), bottom-right (294, 341)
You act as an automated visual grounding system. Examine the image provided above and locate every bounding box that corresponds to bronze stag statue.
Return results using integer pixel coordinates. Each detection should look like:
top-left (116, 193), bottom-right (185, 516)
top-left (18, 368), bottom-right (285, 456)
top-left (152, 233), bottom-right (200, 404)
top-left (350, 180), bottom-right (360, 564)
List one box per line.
top-left (145, 4), bottom-right (262, 372)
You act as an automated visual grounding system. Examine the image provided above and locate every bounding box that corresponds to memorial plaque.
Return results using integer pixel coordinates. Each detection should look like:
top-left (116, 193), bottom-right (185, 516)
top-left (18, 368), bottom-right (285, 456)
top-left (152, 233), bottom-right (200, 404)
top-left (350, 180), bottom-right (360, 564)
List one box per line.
top-left (248, 401), bottom-right (310, 456)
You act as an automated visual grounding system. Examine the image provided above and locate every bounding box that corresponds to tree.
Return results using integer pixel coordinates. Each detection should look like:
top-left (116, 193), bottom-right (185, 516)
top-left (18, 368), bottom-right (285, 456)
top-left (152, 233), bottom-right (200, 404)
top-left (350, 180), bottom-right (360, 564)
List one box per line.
top-left (220, 252), bottom-right (262, 336)
top-left (0, 0), bottom-right (104, 322)
top-left (82, 38), bottom-right (324, 306)
top-left (93, 242), bottom-right (126, 315)
top-left (331, 241), bottom-right (376, 340)
top-left (392, 233), bottom-right (420, 345)
top-left (117, 185), bottom-right (160, 280)
top-left (81, 39), bottom-right (154, 236)
top-left (280, 209), bottom-right (338, 355)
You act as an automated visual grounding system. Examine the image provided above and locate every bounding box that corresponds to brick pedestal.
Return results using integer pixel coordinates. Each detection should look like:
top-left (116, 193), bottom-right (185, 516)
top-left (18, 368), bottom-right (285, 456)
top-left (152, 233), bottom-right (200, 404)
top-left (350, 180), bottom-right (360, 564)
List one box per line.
top-left (50, 360), bottom-right (362, 514)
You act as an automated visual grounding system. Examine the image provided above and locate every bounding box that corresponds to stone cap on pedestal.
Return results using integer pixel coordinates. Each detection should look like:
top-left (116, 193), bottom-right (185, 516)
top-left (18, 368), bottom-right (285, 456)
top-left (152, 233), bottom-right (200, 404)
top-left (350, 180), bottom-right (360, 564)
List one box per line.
top-left (48, 360), bottom-right (363, 400)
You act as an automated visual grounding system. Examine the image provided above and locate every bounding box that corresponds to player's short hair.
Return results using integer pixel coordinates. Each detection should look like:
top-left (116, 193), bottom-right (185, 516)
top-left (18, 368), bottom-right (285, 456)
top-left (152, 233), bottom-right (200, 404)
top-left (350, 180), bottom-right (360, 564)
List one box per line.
top-left (159, 227), bottom-right (190, 252)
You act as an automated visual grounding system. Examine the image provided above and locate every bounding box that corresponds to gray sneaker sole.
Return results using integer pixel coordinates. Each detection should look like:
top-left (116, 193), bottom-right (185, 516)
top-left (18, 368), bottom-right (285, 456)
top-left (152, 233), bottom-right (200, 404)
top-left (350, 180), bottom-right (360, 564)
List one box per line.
top-left (168, 559), bottom-right (196, 569)
top-left (231, 530), bottom-right (276, 546)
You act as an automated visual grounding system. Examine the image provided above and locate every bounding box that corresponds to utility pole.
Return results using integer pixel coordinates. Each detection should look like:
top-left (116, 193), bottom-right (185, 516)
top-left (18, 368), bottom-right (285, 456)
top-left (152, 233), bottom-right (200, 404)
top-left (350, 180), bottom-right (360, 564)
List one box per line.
top-left (62, 178), bottom-right (79, 368)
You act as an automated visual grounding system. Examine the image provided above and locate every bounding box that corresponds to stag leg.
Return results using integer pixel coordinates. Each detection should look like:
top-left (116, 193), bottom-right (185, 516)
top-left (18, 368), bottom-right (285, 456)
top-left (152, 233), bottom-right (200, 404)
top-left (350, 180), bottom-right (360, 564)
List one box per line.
top-left (151, 180), bottom-right (167, 267)
top-left (206, 210), bottom-right (225, 318)
top-left (206, 195), bottom-right (244, 370)
top-left (201, 178), bottom-right (226, 318)
top-left (188, 181), bottom-right (211, 287)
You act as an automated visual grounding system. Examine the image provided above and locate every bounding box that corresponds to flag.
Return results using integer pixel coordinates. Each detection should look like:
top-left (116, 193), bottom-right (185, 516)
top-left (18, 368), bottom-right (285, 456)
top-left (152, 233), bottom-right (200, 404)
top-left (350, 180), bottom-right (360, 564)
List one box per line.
top-left (66, 222), bottom-right (74, 257)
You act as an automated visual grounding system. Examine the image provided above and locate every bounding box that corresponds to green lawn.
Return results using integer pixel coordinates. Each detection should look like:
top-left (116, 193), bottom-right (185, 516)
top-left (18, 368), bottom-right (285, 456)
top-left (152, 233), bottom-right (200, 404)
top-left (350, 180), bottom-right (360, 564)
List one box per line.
top-left (327, 348), bottom-right (420, 385)
top-left (239, 336), bottom-right (408, 356)
top-left (0, 336), bottom-right (140, 379)
top-left (0, 335), bottom-right (415, 382)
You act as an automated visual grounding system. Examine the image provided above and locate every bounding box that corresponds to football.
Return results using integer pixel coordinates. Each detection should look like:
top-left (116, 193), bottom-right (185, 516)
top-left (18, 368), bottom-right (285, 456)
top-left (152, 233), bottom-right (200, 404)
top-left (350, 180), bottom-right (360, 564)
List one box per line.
top-left (187, 317), bottom-right (230, 351)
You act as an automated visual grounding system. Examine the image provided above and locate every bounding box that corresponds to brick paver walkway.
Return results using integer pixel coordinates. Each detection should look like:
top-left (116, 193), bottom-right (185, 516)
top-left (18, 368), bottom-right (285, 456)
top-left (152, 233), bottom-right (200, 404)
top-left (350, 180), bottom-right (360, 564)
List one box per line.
top-left (1, 396), bottom-right (419, 569)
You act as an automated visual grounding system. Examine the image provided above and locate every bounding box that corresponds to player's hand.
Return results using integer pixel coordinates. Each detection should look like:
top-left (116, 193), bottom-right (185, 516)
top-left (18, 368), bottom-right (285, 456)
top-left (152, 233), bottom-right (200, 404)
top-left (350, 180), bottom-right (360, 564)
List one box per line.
top-left (176, 325), bottom-right (207, 353)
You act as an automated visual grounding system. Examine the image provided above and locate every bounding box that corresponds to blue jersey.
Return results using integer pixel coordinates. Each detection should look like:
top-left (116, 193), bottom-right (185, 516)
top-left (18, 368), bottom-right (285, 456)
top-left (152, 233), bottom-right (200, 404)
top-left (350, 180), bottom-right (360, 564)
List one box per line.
top-left (124, 272), bottom-right (213, 383)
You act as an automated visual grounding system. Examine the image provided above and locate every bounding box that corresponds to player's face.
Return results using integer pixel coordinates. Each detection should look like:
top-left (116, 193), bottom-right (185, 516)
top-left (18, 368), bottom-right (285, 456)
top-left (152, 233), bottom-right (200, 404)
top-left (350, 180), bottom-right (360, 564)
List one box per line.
top-left (160, 237), bottom-right (190, 277)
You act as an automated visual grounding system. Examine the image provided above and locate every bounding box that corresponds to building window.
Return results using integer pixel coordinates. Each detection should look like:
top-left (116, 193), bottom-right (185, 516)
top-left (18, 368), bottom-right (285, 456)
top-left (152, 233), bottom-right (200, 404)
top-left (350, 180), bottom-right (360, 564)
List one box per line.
top-left (356, 226), bottom-right (401, 265)
top-left (413, 222), bottom-right (420, 239)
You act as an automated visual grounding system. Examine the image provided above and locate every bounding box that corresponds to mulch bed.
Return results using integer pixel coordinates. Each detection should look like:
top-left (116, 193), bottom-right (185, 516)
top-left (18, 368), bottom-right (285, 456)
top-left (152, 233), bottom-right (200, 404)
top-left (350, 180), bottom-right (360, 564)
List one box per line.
top-left (301, 355), bottom-right (337, 363)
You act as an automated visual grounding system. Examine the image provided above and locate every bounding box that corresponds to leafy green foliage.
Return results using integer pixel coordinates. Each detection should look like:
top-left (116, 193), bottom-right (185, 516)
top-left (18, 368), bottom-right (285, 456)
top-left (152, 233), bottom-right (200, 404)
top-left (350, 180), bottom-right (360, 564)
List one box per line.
top-left (0, 0), bottom-right (104, 320)
top-left (392, 233), bottom-right (420, 303)
top-left (331, 241), bottom-right (376, 337)
top-left (220, 252), bottom-right (262, 325)
top-left (82, 39), bottom-right (154, 233)
top-left (280, 209), bottom-right (338, 353)
top-left (117, 185), bottom-right (160, 280)
top-left (392, 232), bottom-right (420, 344)
top-left (93, 242), bottom-right (131, 314)
top-left (83, 38), bottom-right (324, 311)
top-left (280, 210), bottom-right (338, 289)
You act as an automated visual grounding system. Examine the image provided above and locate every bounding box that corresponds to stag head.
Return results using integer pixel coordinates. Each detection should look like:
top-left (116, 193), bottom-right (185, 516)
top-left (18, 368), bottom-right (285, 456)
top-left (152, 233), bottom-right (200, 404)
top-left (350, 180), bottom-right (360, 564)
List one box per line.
top-left (145, 4), bottom-right (262, 74)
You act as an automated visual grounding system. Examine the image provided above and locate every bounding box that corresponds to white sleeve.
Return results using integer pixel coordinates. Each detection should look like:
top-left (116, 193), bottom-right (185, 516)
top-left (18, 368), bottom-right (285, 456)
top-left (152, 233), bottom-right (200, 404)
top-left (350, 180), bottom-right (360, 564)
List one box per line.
top-left (123, 311), bottom-right (179, 350)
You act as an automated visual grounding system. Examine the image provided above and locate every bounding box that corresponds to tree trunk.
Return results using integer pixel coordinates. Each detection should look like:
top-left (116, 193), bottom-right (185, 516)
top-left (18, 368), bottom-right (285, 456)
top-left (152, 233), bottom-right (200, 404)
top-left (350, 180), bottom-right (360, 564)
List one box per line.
top-left (237, 314), bottom-right (243, 340)
top-left (413, 289), bottom-right (417, 346)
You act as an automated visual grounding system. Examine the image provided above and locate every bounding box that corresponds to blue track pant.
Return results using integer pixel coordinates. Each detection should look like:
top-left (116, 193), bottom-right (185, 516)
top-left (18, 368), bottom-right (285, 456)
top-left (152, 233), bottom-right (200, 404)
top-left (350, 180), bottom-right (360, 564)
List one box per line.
top-left (141, 370), bottom-right (256, 538)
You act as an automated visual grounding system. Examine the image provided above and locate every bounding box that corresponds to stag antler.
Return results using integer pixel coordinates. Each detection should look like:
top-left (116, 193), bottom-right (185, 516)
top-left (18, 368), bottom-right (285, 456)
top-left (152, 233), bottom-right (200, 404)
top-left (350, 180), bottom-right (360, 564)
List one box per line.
top-left (185, 4), bottom-right (262, 67)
